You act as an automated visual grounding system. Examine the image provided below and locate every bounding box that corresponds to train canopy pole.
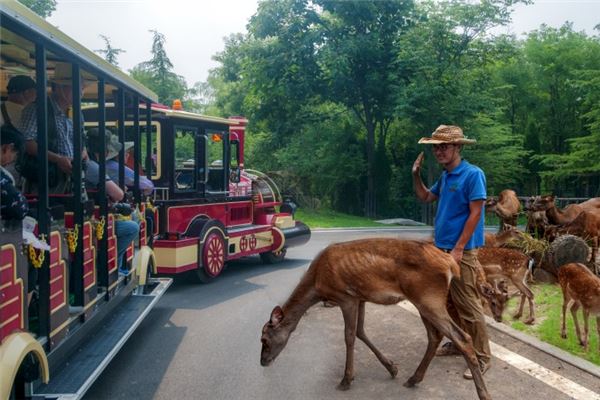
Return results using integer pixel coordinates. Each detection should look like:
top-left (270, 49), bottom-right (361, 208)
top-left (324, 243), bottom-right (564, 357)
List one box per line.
top-left (133, 94), bottom-right (141, 204)
top-left (145, 101), bottom-right (152, 185)
top-left (117, 88), bottom-right (125, 190)
top-left (222, 131), bottom-right (230, 193)
top-left (35, 43), bottom-right (51, 344)
top-left (72, 63), bottom-right (84, 306)
top-left (97, 79), bottom-right (109, 289)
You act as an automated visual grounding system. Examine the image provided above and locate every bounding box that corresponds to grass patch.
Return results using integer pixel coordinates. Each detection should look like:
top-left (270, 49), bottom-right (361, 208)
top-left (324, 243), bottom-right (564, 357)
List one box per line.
top-left (295, 209), bottom-right (388, 229)
top-left (502, 283), bottom-right (600, 365)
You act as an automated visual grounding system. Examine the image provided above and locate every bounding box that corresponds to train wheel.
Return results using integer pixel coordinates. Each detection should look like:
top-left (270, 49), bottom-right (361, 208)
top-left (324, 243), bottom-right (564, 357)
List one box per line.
top-left (260, 248), bottom-right (287, 264)
top-left (196, 222), bottom-right (227, 283)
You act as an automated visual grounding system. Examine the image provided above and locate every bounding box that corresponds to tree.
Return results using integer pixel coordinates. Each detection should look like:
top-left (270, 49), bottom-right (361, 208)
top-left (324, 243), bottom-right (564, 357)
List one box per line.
top-left (130, 30), bottom-right (187, 105)
top-left (95, 35), bottom-right (125, 67)
top-left (18, 0), bottom-right (56, 18)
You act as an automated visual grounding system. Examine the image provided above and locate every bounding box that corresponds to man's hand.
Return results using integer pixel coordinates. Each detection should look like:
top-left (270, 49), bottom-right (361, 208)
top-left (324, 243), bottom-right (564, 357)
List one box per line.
top-left (56, 156), bottom-right (73, 174)
top-left (450, 247), bottom-right (464, 264)
top-left (412, 152), bottom-right (424, 176)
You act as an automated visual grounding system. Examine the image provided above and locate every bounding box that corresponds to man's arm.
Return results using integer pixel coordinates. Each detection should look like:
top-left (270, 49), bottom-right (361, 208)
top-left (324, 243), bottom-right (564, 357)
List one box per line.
top-left (450, 199), bottom-right (484, 263)
top-left (26, 140), bottom-right (72, 174)
top-left (106, 180), bottom-right (124, 202)
top-left (412, 152), bottom-right (438, 203)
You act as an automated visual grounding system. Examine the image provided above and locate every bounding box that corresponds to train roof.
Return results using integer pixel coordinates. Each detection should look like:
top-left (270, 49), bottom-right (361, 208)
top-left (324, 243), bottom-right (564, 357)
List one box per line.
top-left (0, 0), bottom-right (158, 102)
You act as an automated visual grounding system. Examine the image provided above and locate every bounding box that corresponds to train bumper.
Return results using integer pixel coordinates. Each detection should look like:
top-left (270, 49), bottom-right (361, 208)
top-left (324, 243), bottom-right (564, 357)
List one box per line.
top-left (282, 221), bottom-right (311, 248)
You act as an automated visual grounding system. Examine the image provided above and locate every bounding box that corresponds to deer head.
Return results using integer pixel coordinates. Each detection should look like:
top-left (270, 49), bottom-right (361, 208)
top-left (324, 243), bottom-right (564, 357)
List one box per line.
top-left (485, 197), bottom-right (498, 212)
top-left (260, 306), bottom-right (291, 366)
top-left (479, 281), bottom-right (509, 322)
top-left (530, 195), bottom-right (555, 212)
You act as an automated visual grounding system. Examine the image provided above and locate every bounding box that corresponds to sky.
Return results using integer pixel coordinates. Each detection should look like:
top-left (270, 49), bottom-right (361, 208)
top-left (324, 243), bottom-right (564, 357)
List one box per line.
top-left (47, 0), bottom-right (600, 87)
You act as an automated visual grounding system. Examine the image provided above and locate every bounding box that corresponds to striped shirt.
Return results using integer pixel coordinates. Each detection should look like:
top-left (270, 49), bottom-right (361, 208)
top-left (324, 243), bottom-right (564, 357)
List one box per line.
top-left (20, 97), bottom-right (74, 158)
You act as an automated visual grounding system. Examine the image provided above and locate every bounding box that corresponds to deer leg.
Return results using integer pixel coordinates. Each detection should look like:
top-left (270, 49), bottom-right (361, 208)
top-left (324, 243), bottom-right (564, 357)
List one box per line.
top-left (596, 317), bottom-right (600, 354)
top-left (513, 294), bottom-right (525, 320)
top-left (582, 308), bottom-right (590, 350)
top-left (431, 315), bottom-right (491, 400)
top-left (561, 296), bottom-right (572, 339)
top-left (403, 315), bottom-right (443, 388)
top-left (513, 280), bottom-right (535, 325)
top-left (570, 302), bottom-right (584, 347)
top-left (337, 300), bottom-right (359, 391)
top-left (355, 302), bottom-right (398, 378)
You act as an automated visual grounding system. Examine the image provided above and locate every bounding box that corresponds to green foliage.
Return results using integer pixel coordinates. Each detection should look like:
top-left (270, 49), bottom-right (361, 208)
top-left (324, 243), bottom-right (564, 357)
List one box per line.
top-left (294, 208), bottom-right (388, 229)
top-left (208, 0), bottom-right (600, 219)
top-left (95, 35), bottom-right (124, 67)
top-left (130, 30), bottom-right (188, 105)
top-left (18, 0), bottom-right (56, 18)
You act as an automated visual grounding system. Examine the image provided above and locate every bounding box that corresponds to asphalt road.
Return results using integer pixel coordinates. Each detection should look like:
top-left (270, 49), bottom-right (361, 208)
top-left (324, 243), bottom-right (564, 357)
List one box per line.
top-left (84, 228), bottom-right (600, 400)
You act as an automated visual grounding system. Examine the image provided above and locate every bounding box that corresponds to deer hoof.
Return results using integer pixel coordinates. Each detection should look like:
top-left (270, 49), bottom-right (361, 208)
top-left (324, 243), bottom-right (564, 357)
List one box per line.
top-left (512, 313), bottom-right (522, 320)
top-left (524, 318), bottom-right (535, 325)
top-left (388, 363), bottom-right (398, 378)
top-left (403, 376), bottom-right (419, 388)
top-left (336, 377), bottom-right (353, 391)
top-left (561, 332), bottom-right (567, 339)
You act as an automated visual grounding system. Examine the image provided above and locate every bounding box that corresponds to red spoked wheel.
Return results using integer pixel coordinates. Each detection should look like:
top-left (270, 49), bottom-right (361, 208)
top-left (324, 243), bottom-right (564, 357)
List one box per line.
top-left (196, 223), bottom-right (227, 283)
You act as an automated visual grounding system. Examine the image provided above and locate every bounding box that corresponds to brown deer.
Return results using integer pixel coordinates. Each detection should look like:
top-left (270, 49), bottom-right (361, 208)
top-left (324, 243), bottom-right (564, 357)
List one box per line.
top-left (524, 196), bottom-right (551, 239)
top-left (558, 263), bottom-right (600, 351)
top-left (477, 247), bottom-right (535, 325)
top-left (556, 210), bottom-right (600, 272)
top-left (486, 190), bottom-right (520, 230)
top-left (530, 195), bottom-right (584, 226)
top-left (260, 239), bottom-right (491, 400)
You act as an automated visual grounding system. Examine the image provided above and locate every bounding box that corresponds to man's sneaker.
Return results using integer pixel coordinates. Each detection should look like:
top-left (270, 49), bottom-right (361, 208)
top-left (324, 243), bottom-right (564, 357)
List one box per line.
top-left (435, 341), bottom-right (462, 356)
top-left (463, 361), bottom-right (491, 380)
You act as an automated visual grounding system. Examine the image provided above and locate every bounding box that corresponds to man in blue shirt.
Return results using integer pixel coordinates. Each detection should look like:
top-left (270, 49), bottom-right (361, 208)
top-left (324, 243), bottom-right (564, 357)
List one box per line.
top-left (412, 124), bottom-right (491, 380)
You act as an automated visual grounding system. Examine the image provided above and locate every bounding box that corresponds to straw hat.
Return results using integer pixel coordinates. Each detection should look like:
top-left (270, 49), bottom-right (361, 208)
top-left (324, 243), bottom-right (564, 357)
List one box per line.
top-left (418, 125), bottom-right (476, 145)
top-left (52, 62), bottom-right (94, 86)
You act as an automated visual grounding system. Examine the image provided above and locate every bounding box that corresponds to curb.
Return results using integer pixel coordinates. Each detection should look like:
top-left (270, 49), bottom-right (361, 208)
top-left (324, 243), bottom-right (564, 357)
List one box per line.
top-left (484, 315), bottom-right (600, 379)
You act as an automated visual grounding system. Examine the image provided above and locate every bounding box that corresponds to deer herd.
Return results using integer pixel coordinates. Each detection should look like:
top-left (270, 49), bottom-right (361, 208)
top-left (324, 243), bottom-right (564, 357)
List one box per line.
top-left (260, 192), bottom-right (600, 400)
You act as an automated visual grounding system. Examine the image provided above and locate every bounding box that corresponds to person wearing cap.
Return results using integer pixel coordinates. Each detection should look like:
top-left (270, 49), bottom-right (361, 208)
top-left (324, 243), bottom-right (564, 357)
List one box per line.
top-left (19, 62), bottom-right (88, 193)
top-left (412, 124), bottom-right (491, 380)
top-left (1, 75), bottom-right (37, 129)
top-left (87, 129), bottom-right (154, 196)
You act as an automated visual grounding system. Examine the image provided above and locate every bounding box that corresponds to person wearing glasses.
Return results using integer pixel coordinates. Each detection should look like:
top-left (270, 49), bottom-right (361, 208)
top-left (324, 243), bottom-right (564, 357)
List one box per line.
top-left (412, 124), bottom-right (491, 380)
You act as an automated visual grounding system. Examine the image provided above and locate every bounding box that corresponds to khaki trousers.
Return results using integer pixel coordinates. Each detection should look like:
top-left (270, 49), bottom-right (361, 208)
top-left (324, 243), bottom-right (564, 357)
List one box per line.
top-left (449, 249), bottom-right (491, 364)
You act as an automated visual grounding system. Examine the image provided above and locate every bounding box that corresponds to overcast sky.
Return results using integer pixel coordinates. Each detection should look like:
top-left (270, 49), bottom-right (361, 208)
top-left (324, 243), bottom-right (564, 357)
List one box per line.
top-left (47, 0), bottom-right (600, 86)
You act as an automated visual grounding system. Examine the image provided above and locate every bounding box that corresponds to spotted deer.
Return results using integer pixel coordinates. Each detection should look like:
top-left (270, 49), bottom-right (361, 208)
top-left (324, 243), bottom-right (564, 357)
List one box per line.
top-left (260, 239), bottom-right (491, 400)
top-left (555, 210), bottom-right (600, 272)
top-left (477, 247), bottom-right (535, 324)
top-left (559, 263), bottom-right (600, 352)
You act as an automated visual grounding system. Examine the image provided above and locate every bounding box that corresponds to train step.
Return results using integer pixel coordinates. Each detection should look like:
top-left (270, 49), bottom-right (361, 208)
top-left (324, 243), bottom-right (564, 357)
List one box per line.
top-left (32, 278), bottom-right (172, 400)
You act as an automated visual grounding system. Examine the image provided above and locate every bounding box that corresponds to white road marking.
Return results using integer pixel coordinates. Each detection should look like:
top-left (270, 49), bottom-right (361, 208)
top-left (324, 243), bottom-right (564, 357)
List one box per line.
top-left (397, 302), bottom-right (600, 400)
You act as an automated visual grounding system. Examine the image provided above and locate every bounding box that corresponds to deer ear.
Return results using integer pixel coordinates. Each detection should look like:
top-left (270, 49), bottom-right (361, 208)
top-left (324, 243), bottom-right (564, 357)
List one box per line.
top-left (498, 280), bottom-right (509, 293)
top-left (270, 306), bottom-right (284, 325)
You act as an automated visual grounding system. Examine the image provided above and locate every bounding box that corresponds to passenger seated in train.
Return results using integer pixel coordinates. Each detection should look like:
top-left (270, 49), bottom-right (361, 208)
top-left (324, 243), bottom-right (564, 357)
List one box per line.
top-left (84, 129), bottom-right (141, 274)
top-left (87, 128), bottom-right (154, 196)
top-left (0, 125), bottom-right (29, 220)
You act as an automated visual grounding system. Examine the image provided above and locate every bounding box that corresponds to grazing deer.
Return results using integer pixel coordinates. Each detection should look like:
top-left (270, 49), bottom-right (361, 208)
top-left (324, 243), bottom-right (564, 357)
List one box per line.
top-left (260, 239), bottom-right (491, 400)
top-left (556, 210), bottom-right (600, 272)
top-left (477, 247), bottom-right (535, 324)
top-left (484, 225), bottom-right (523, 248)
top-left (558, 263), bottom-right (600, 351)
top-left (486, 190), bottom-right (520, 230)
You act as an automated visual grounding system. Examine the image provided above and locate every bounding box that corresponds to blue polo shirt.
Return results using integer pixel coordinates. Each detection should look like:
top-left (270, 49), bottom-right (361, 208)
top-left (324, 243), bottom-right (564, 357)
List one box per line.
top-left (430, 160), bottom-right (486, 250)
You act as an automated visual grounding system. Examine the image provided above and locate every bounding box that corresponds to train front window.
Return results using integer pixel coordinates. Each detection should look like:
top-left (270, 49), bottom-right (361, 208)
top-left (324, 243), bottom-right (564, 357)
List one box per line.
top-left (174, 126), bottom-right (197, 191)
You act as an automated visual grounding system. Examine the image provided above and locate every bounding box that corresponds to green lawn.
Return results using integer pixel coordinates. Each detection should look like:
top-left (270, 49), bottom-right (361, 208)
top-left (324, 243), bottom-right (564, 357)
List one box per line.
top-left (502, 283), bottom-right (600, 366)
top-left (295, 208), bottom-right (523, 229)
top-left (295, 209), bottom-right (389, 228)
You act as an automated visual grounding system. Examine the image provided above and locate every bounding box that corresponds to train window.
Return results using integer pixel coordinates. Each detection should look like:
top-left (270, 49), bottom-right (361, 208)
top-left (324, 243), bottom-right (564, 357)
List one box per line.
top-left (174, 126), bottom-right (197, 191)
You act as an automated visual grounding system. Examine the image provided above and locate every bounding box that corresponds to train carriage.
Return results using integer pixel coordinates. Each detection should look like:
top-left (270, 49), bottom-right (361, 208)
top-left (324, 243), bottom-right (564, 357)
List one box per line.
top-left (83, 103), bottom-right (311, 282)
top-left (1, 1), bottom-right (171, 399)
